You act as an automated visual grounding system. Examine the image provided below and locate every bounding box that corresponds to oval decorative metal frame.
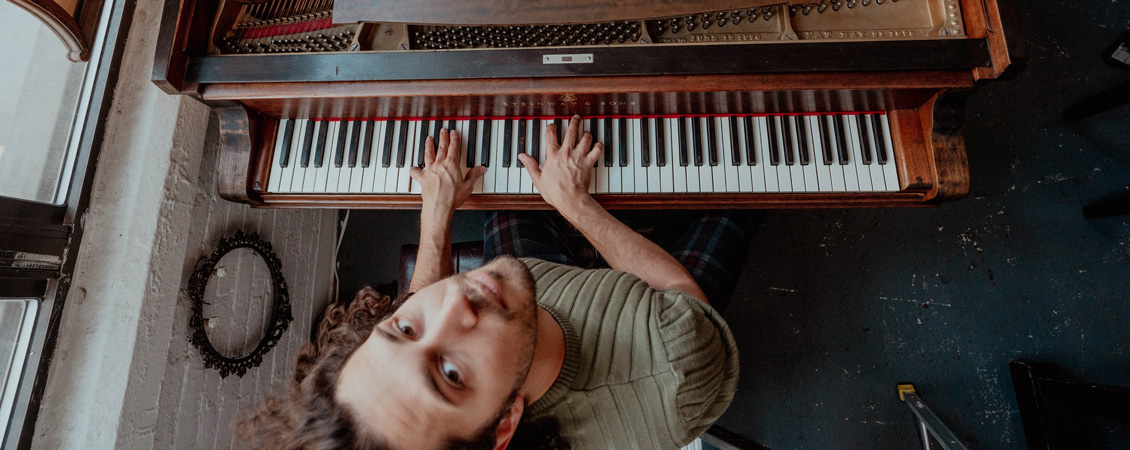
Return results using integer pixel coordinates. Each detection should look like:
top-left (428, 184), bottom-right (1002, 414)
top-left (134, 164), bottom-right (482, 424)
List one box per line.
top-left (188, 230), bottom-right (292, 378)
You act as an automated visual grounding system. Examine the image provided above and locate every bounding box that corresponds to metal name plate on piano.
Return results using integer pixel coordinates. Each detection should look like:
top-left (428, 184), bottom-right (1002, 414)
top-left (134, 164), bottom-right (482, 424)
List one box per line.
top-left (266, 113), bottom-right (900, 196)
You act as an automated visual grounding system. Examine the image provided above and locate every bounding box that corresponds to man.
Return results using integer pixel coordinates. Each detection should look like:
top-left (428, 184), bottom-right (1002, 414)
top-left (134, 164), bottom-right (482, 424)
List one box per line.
top-left (237, 116), bottom-right (749, 450)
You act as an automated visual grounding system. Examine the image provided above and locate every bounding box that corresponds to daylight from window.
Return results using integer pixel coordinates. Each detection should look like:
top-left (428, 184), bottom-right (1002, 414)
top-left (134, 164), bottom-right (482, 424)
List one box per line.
top-left (0, 2), bottom-right (87, 204)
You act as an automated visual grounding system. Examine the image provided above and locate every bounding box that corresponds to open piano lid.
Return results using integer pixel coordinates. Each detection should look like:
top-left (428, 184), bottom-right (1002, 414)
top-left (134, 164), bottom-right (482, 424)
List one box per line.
top-left (332, 0), bottom-right (800, 25)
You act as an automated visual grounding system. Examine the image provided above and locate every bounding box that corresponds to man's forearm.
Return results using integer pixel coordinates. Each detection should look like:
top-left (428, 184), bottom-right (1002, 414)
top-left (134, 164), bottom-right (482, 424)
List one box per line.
top-left (409, 209), bottom-right (453, 293)
top-left (558, 196), bottom-right (709, 302)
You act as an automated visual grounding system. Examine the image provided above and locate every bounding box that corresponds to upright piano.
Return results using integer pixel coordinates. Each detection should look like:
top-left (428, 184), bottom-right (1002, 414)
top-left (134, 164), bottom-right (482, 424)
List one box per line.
top-left (153, 0), bottom-right (1024, 209)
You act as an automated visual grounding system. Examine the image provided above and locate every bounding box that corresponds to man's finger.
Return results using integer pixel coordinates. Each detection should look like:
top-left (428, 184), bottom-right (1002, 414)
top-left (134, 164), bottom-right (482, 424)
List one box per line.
top-left (425, 136), bottom-right (437, 166)
top-left (517, 153), bottom-right (541, 185)
top-left (563, 115), bottom-right (581, 150)
top-left (447, 129), bottom-right (461, 163)
top-left (544, 124), bottom-right (560, 157)
top-left (464, 165), bottom-right (487, 182)
top-left (435, 130), bottom-right (448, 161)
top-left (409, 166), bottom-right (424, 182)
top-left (575, 131), bottom-right (593, 159)
top-left (585, 142), bottom-right (604, 167)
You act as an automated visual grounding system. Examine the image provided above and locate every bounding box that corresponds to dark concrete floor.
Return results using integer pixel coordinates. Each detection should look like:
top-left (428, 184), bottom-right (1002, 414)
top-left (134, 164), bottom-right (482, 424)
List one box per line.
top-left (337, 0), bottom-right (1130, 448)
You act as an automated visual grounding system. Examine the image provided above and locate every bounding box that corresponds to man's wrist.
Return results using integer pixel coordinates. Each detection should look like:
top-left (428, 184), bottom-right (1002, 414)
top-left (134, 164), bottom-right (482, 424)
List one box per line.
top-left (557, 193), bottom-right (600, 225)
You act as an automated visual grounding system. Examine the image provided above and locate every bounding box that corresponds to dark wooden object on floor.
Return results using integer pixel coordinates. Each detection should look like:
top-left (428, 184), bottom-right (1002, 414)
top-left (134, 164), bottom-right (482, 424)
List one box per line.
top-left (1010, 360), bottom-right (1130, 450)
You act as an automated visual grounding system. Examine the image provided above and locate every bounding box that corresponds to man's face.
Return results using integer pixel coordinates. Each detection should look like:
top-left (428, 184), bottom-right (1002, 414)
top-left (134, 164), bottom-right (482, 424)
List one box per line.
top-left (336, 256), bottom-right (539, 449)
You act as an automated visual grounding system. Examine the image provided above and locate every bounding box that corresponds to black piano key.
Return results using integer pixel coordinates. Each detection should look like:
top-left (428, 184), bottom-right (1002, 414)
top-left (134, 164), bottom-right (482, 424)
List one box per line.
top-left (466, 119), bottom-right (478, 167)
top-left (833, 115), bottom-right (849, 165)
top-left (729, 116), bottom-right (741, 166)
top-left (678, 117), bottom-right (690, 167)
top-left (554, 118), bottom-right (563, 145)
top-left (706, 116), bottom-right (718, 166)
top-left (796, 116), bottom-right (810, 166)
top-left (531, 119), bottom-right (542, 164)
top-left (768, 116), bottom-right (781, 166)
top-left (782, 116), bottom-right (795, 166)
top-left (692, 117), bottom-right (703, 166)
top-left (417, 120), bottom-right (430, 168)
top-left (301, 120), bottom-right (315, 167)
top-left (743, 116), bottom-right (756, 166)
top-left (313, 121), bottom-right (329, 168)
top-left (871, 113), bottom-right (889, 165)
top-left (517, 119), bottom-right (527, 168)
top-left (279, 119), bottom-right (295, 168)
top-left (617, 117), bottom-right (628, 167)
top-left (432, 119), bottom-right (443, 144)
top-left (348, 120), bottom-right (361, 167)
top-left (446, 119), bottom-right (456, 135)
top-left (333, 121), bottom-right (348, 168)
top-left (589, 118), bottom-right (598, 167)
top-left (360, 120), bottom-right (374, 168)
top-left (603, 117), bottom-right (614, 167)
top-left (655, 118), bottom-right (667, 167)
top-left (396, 120), bottom-right (409, 168)
top-left (382, 119), bottom-right (395, 168)
top-left (857, 115), bottom-right (873, 165)
top-left (640, 118), bottom-right (651, 167)
top-left (819, 115), bottom-right (834, 166)
top-left (480, 120), bottom-right (492, 167)
top-left (502, 119), bottom-right (513, 168)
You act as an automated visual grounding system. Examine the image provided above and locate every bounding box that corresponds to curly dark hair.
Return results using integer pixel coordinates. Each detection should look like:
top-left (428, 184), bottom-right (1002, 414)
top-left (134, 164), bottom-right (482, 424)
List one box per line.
top-left (233, 286), bottom-right (569, 450)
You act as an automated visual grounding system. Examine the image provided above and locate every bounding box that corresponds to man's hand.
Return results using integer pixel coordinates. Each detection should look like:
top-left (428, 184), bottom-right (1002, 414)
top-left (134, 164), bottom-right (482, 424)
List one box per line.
top-left (518, 115), bottom-right (603, 211)
top-left (410, 129), bottom-right (487, 221)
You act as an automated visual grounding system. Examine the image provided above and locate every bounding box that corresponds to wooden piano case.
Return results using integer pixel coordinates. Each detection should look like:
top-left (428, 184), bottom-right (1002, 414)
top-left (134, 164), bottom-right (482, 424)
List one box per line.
top-left (152, 0), bottom-right (1025, 210)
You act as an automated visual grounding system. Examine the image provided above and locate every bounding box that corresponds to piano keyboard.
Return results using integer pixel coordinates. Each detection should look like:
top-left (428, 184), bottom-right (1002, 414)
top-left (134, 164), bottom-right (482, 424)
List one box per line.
top-left (266, 113), bottom-right (900, 195)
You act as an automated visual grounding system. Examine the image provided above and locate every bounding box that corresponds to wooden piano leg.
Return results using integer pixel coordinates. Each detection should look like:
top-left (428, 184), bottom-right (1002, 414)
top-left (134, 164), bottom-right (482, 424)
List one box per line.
top-left (920, 89), bottom-right (972, 203)
top-left (216, 104), bottom-right (270, 206)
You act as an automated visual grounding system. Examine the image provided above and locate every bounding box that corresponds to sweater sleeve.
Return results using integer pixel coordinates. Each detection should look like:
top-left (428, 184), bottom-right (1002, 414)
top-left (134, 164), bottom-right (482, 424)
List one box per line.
top-left (654, 288), bottom-right (741, 444)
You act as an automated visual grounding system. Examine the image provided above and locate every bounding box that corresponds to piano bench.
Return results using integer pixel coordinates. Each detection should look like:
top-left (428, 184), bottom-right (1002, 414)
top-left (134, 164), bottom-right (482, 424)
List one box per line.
top-left (398, 242), bottom-right (484, 298)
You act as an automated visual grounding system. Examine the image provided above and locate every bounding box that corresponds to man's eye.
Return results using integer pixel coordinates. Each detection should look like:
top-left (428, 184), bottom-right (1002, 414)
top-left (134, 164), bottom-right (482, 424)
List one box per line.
top-left (441, 360), bottom-right (463, 386)
top-left (394, 318), bottom-right (415, 337)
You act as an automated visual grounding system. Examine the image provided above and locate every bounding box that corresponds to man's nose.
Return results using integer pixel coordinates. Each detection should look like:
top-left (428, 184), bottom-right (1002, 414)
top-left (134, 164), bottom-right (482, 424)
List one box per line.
top-left (433, 282), bottom-right (479, 337)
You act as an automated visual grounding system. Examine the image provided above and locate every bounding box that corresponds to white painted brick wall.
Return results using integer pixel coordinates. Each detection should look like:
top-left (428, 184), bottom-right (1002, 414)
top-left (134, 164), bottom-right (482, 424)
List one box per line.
top-left (151, 117), bottom-right (335, 450)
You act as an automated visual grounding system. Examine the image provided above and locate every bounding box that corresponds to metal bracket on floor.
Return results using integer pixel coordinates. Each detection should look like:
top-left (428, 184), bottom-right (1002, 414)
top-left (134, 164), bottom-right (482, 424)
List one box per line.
top-left (897, 384), bottom-right (970, 450)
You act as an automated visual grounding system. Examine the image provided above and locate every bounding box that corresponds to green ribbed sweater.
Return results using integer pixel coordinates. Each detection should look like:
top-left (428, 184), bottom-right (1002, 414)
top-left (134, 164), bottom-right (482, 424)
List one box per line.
top-left (522, 259), bottom-right (740, 450)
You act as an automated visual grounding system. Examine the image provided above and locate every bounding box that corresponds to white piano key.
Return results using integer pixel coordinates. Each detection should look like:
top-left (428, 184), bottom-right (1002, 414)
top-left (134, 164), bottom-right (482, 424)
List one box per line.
top-left (864, 114), bottom-right (889, 192)
top-left (279, 119), bottom-right (302, 193)
top-left (846, 115), bottom-right (872, 191)
top-left (608, 119), bottom-right (623, 194)
top-left (800, 116), bottom-right (821, 193)
top-left (878, 114), bottom-right (900, 191)
top-left (324, 121), bottom-right (342, 193)
top-left (660, 118), bottom-right (675, 193)
top-left (719, 117), bottom-right (741, 193)
top-left (733, 117), bottom-right (754, 193)
top-left (335, 121), bottom-right (353, 193)
top-left (481, 121), bottom-right (498, 194)
top-left (470, 120), bottom-right (485, 194)
top-left (269, 119), bottom-right (290, 193)
top-left (668, 119), bottom-right (687, 193)
top-left (806, 116), bottom-right (831, 192)
top-left (362, 121), bottom-right (382, 193)
top-left (519, 119), bottom-right (534, 194)
top-left (697, 117), bottom-right (716, 193)
top-left (307, 121), bottom-right (331, 193)
top-left (769, 116), bottom-right (791, 192)
top-left (297, 121), bottom-right (318, 193)
top-left (757, 117), bottom-right (779, 192)
top-left (785, 117), bottom-right (806, 193)
top-left (492, 120), bottom-right (508, 193)
top-left (347, 121), bottom-right (365, 193)
top-left (508, 120), bottom-right (523, 193)
top-left (314, 121), bottom-right (334, 193)
top-left (682, 119), bottom-right (700, 193)
top-left (645, 118), bottom-right (661, 194)
top-left (824, 116), bottom-right (847, 193)
top-left (583, 118), bottom-right (596, 194)
top-left (630, 118), bottom-right (647, 194)
top-left (401, 121), bottom-right (417, 194)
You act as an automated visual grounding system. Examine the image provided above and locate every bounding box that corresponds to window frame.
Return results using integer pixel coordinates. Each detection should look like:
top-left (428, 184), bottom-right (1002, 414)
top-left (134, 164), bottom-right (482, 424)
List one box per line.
top-left (0, 0), bottom-right (135, 446)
